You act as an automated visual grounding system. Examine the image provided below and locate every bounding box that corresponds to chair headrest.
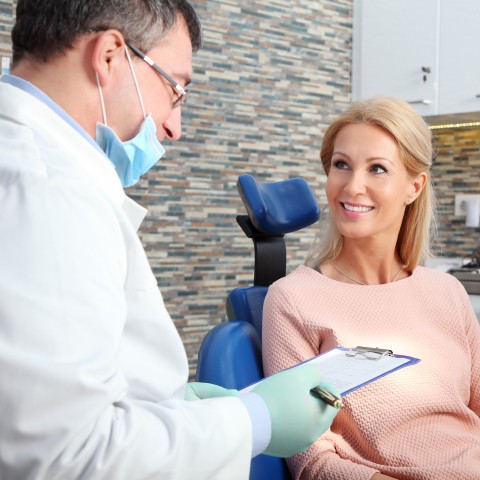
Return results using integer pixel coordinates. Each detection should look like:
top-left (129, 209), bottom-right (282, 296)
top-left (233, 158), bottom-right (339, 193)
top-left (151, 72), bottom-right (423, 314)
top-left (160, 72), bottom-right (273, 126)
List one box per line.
top-left (237, 174), bottom-right (320, 235)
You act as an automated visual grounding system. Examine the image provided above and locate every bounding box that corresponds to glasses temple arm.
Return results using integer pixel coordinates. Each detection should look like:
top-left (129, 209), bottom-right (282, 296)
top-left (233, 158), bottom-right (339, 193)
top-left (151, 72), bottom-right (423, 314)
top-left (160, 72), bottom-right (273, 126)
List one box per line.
top-left (126, 42), bottom-right (186, 95)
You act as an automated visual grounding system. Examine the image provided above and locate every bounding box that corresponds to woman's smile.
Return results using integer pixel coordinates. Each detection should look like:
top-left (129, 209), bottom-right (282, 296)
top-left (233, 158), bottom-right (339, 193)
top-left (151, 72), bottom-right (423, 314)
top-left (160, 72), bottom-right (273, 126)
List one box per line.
top-left (340, 201), bottom-right (374, 216)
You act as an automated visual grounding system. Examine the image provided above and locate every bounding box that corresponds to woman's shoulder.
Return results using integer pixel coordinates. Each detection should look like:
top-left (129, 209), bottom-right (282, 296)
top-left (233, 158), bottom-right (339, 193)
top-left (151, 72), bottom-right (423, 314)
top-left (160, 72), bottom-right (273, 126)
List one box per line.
top-left (413, 264), bottom-right (462, 284)
top-left (266, 265), bottom-right (326, 300)
top-left (412, 265), bottom-right (471, 302)
top-left (270, 265), bottom-right (317, 287)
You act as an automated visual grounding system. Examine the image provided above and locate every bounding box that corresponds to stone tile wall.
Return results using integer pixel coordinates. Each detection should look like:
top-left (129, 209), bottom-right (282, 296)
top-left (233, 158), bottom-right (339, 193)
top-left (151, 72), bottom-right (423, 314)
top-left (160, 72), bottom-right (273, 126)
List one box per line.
top-left (0, 0), bottom-right (480, 375)
top-left (0, 1), bottom-right (13, 69)
top-left (0, 0), bottom-right (353, 377)
top-left (7, 2), bottom-right (478, 378)
top-left (432, 127), bottom-right (480, 258)
top-left (129, 0), bottom-right (354, 376)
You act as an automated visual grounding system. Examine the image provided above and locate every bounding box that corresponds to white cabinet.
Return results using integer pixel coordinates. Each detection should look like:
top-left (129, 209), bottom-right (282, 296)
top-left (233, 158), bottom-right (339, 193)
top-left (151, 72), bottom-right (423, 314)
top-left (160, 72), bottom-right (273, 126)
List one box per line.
top-left (437, 1), bottom-right (480, 115)
top-left (352, 0), bottom-right (480, 117)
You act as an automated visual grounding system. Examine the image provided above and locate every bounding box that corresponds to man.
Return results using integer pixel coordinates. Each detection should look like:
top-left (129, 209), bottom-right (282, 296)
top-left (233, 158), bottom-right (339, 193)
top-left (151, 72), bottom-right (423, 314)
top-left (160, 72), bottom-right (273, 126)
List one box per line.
top-left (0, 1), bottom-right (339, 478)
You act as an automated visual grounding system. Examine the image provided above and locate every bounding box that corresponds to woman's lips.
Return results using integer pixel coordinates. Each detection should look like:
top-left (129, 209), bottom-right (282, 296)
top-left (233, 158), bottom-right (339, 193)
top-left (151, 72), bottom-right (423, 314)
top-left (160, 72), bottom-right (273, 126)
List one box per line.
top-left (340, 202), bottom-right (374, 214)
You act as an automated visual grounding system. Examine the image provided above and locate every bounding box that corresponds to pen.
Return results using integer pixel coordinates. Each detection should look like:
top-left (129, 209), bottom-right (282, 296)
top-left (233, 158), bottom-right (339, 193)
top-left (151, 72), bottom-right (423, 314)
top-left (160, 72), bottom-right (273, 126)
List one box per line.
top-left (311, 386), bottom-right (344, 409)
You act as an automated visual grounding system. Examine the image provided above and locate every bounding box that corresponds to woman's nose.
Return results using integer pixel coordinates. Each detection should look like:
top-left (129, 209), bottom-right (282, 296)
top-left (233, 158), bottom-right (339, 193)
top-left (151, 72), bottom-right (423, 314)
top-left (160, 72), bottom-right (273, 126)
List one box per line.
top-left (162, 107), bottom-right (182, 141)
top-left (343, 171), bottom-right (367, 196)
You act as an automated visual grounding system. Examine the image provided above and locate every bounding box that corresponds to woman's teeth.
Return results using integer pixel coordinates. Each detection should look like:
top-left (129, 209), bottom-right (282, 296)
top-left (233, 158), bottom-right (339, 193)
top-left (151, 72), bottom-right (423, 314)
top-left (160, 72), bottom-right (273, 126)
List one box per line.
top-left (342, 203), bottom-right (373, 213)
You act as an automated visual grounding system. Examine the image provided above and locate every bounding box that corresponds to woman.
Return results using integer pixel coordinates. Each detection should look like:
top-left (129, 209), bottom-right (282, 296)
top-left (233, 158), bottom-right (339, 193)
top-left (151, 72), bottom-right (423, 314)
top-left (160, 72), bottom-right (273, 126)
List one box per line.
top-left (262, 96), bottom-right (480, 480)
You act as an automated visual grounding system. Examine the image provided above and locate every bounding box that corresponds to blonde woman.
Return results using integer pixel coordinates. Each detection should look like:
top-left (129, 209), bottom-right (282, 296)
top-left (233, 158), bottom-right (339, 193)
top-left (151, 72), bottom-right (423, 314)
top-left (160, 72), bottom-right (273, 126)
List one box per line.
top-left (263, 96), bottom-right (480, 480)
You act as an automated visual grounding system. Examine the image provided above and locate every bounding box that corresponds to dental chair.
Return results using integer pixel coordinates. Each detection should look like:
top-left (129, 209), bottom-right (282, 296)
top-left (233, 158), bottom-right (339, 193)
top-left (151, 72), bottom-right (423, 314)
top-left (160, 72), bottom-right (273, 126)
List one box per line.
top-left (196, 174), bottom-right (320, 480)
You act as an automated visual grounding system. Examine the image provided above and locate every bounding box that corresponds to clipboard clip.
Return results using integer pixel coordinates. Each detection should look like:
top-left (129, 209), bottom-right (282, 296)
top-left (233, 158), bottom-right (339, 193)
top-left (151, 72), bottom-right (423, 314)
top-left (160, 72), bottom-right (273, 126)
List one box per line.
top-left (346, 346), bottom-right (393, 361)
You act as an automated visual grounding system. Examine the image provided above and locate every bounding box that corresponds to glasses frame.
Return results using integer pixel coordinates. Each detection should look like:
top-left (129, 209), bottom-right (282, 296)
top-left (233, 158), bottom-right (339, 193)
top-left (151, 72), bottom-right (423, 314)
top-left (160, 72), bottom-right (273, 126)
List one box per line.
top-left (126, 42), bottom-right (187, 108)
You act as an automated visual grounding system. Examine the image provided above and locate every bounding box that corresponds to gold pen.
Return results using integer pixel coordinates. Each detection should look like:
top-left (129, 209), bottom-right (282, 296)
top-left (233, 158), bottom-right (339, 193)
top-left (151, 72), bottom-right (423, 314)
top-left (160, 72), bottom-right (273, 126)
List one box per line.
top-left (311, 386), bottom-right (344, 409)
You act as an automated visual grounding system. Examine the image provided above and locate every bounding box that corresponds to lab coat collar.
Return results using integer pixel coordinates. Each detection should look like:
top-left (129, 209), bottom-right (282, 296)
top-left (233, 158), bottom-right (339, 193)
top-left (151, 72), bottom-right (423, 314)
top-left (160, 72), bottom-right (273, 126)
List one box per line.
top-left (0, 82), bottom-right (148, 231)
top-left (123, 197), bottom-right (148, 231)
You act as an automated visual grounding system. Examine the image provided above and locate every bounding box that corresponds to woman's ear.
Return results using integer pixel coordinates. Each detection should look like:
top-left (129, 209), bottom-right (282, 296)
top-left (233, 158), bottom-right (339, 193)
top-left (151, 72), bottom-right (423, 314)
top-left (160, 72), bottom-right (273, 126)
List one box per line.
top-left (406, 172), bottom-right (427, 205)
top-left (91, 30), bottom-right (126, 86)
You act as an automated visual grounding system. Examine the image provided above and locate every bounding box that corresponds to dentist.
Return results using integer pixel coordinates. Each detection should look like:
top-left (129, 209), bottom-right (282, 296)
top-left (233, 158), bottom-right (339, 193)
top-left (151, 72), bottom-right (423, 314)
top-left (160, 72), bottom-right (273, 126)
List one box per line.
top-left (0, 1), bottom-right (339, 479)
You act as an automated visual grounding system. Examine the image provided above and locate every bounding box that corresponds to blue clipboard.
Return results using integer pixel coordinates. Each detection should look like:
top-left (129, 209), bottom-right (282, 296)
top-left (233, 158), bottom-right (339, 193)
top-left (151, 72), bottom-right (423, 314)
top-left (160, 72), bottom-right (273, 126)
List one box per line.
top-left (301, 345), bottom-right (421, 396)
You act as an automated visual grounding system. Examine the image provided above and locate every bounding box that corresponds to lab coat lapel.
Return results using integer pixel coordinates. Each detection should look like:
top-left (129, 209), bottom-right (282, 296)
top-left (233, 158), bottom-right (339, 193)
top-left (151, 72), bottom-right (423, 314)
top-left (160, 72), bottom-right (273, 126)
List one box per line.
top-left (0, 83), bottom-right (148, 231)
top-left (122, 196), bottom-right (148, 231)
top-left (43, 108), bottom-right (148, 231)
top-left (43, 114), bottom-right (148, 231)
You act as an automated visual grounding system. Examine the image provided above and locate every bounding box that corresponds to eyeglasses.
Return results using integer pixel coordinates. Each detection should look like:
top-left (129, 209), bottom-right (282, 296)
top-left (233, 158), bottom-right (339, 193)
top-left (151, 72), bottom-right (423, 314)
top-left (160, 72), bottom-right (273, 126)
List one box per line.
top-left (126, 42), bottom-right (188, 109)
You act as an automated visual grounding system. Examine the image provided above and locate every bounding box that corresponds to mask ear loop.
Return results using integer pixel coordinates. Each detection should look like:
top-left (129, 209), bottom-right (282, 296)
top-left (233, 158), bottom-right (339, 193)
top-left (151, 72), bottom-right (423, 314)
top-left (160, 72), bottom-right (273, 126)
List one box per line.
top-left (96, 72), bottom-right (108, 126)
top-left (125, 46), bottom-right (147, 120)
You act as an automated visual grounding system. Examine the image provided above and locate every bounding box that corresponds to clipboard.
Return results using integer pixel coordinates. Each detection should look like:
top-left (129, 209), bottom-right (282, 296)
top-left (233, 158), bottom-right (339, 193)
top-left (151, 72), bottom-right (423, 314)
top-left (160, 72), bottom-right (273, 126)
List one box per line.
top-left (242, 345), bottom-right (420, 397)
top-left (293, 346), bottom-right (420, 396)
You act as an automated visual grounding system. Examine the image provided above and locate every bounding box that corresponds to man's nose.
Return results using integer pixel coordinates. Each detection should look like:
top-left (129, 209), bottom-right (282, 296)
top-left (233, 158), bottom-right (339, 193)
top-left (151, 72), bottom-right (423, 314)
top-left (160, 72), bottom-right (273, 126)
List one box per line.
top-left (162, 107), bottom-right (182, 141)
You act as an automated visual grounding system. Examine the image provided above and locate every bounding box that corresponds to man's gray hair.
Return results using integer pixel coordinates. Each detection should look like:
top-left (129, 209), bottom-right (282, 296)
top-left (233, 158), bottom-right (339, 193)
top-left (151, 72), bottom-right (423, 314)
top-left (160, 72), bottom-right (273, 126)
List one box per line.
top-left (12, 0), bottom-right (201, 64)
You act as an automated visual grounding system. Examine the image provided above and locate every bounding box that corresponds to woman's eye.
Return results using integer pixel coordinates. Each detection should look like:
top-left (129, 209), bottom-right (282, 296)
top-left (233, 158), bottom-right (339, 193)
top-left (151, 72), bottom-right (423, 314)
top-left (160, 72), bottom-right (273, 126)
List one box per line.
top-left (371, 164), bottom-right (387, 174)
top-left (332, 159), bottom-right (348, 170)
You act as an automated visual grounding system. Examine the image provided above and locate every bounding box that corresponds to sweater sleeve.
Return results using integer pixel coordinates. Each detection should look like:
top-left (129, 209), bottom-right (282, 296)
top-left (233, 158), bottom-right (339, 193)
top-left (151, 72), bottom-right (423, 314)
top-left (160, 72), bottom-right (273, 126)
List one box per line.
top-left (263, 281), bottom-right (319, 375)
top-left (460, 285), bottom-right (480, 415)
top-left (262, 280), bottom-right (380, 480)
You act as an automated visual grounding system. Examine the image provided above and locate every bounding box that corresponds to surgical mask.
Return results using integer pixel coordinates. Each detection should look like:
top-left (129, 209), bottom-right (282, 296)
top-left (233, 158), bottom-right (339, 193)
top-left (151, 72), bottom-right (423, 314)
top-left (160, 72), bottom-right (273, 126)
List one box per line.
top-left (95, 48), bottom-right (165, 188)
top-left (96, 115), bottom-right (165, 187)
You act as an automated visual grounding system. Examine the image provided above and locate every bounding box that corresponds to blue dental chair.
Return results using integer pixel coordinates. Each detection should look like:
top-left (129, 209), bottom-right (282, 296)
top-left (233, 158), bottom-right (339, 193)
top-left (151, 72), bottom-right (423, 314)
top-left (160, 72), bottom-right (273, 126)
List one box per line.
top-left (196, 174), bottom-right (320, 480)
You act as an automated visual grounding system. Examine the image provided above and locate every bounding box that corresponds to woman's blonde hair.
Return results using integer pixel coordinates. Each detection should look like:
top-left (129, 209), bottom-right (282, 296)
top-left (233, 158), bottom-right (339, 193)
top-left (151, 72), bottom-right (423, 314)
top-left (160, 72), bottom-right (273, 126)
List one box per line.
top-left (306, 96), bottom-right (436, 272)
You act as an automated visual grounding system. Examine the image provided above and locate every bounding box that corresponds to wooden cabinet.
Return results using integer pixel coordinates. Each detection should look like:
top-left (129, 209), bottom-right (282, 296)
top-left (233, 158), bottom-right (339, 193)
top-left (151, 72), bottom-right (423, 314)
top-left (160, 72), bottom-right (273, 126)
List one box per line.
top-left (352, 0), bottom-right (480, 117)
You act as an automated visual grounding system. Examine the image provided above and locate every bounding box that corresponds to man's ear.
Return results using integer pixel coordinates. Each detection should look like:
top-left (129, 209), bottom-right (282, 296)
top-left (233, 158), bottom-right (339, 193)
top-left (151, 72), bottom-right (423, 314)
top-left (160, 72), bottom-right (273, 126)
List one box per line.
top-left (91, 30), bottom-right (126, 86)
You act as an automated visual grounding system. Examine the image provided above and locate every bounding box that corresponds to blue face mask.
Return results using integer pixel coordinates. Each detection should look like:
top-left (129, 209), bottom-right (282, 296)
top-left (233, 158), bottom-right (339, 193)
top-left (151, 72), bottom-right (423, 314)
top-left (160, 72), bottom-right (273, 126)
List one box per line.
top-left (95, 47), bottom-right (166, 188)
top-left (96, 115), bottom-right (165, 188)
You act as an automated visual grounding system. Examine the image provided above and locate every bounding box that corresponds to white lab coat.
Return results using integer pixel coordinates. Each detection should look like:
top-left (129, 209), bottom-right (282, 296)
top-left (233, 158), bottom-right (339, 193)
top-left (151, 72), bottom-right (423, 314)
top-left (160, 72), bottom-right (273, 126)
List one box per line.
top-left (0, 82), bottom-right (252, 479)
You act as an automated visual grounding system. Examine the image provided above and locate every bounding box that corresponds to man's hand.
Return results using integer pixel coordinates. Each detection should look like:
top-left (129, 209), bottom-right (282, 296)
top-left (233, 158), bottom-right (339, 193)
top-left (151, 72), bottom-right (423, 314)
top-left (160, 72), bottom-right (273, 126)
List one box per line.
top-left (252, 364), bottom-right (340, 457)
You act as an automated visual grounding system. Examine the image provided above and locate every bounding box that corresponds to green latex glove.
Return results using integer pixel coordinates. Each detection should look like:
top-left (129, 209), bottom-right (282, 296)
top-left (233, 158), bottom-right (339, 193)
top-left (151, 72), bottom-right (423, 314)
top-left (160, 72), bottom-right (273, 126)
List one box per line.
top-left (252, 364), bottom-right (340, 457)
top-left (185, 382), bottom-right (239, 401)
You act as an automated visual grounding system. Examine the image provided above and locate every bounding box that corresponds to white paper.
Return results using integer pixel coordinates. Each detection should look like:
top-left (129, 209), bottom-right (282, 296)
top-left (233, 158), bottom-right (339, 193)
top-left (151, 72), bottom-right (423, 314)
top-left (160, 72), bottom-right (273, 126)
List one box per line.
top-left (300, 348), bottom-right (413, 394)
top-left (241, 347), bottom-right (419, 396)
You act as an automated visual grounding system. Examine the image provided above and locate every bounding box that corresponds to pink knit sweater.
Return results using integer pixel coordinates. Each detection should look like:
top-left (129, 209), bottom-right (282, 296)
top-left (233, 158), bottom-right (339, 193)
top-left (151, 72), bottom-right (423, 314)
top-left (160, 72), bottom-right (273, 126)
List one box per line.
top-left (262, 265), bottom-right (480, 480)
